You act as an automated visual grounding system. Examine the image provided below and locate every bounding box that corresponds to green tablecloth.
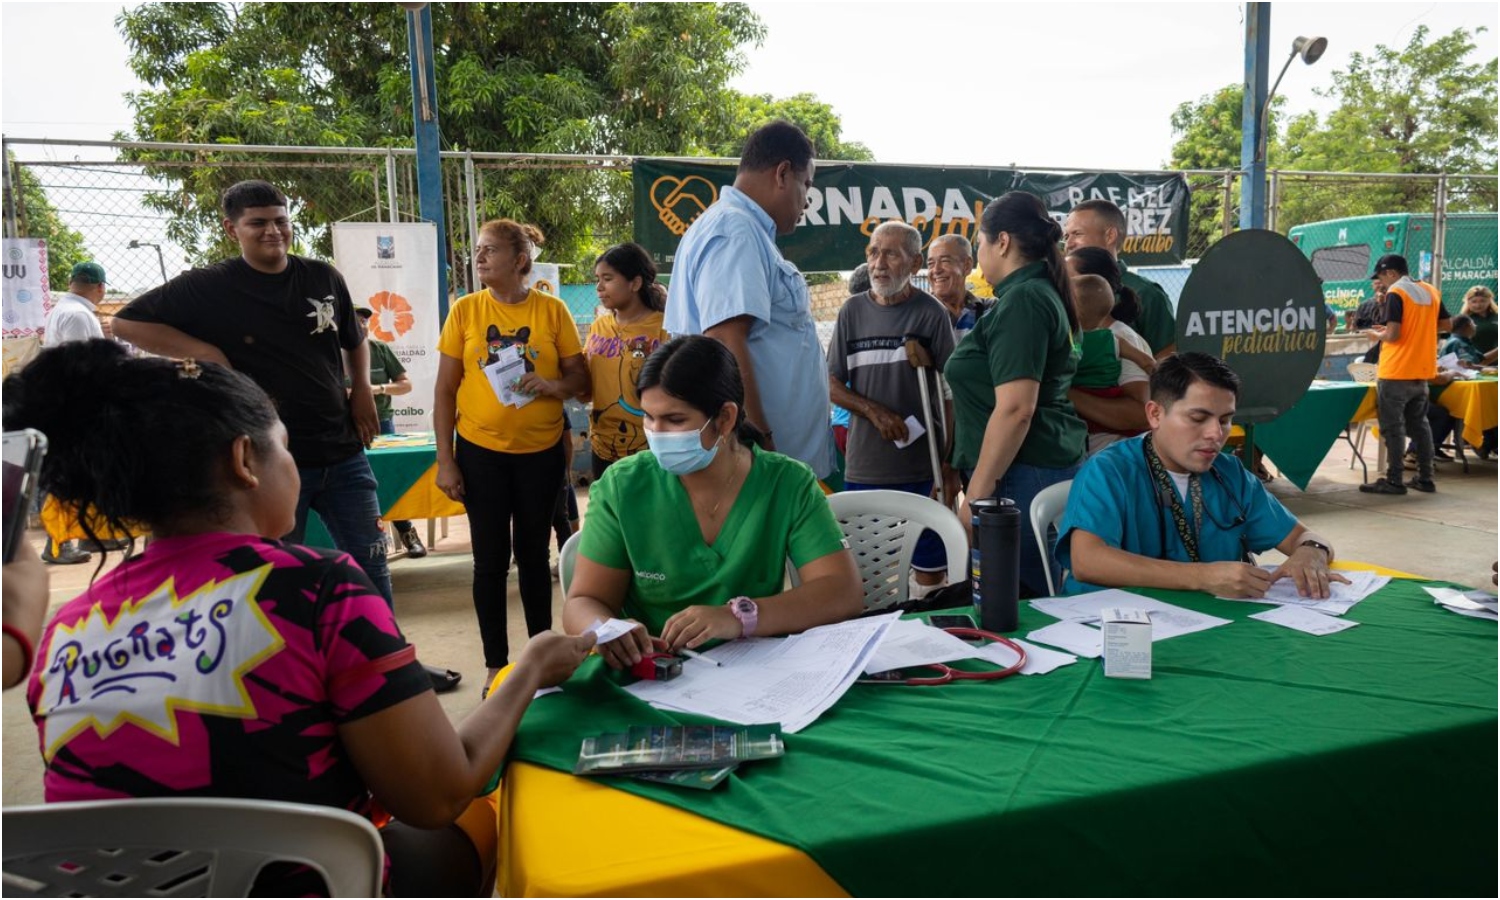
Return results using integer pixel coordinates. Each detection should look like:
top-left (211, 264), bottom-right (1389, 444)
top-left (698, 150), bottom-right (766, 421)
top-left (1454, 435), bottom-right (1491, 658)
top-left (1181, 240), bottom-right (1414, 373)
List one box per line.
top-left (1250, 381), bottom-right (1371, 490)
top-left (510, 579), bottom-right (1496, 896)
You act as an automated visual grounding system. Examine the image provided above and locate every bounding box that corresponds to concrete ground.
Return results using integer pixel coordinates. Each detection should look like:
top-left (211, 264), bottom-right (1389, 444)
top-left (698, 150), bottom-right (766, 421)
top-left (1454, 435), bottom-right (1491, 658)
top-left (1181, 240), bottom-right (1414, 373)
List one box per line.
top-left (4, 440), bottom-right (1496, 806)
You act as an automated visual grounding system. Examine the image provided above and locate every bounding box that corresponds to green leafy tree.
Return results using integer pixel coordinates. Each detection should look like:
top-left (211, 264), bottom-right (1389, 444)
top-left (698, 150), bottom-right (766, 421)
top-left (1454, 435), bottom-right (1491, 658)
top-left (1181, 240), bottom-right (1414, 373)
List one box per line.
top-left (716, 93), bottom-right (873, 161)
top-left (1167, 85), bottom-right (1284, 254)
top-left (6, 151), bottom-right (89, 291)
top-left (117, 3), bottom-right (873, 277)
top-left (1275, 26), bottom-right (1498, 228)
top-left (1170, 27), bottom-right (1498, 244)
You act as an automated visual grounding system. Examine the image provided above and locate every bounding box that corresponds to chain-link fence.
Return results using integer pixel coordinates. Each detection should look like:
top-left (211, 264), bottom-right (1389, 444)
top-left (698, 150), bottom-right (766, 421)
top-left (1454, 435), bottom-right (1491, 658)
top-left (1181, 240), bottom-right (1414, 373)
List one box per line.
top-left (5, 137), bottom-right (1495, 319)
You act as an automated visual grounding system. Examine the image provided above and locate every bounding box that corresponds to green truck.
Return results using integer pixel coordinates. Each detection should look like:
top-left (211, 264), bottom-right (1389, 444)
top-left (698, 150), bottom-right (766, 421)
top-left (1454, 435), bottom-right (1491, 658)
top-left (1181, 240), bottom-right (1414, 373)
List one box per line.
top-left (1288, 212), bottom-right (1498, 313)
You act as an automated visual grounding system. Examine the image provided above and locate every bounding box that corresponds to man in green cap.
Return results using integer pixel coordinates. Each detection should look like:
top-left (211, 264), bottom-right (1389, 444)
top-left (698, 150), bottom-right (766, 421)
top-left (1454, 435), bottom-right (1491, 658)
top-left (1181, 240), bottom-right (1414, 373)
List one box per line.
top-left (42, 262), bottom-right (107, 347)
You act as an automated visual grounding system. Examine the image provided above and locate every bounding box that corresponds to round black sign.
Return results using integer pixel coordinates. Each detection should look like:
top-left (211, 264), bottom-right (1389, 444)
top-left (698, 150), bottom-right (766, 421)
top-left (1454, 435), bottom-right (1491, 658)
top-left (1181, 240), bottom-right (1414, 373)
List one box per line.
top-left (1175, 229), bottom-right (1327, 423)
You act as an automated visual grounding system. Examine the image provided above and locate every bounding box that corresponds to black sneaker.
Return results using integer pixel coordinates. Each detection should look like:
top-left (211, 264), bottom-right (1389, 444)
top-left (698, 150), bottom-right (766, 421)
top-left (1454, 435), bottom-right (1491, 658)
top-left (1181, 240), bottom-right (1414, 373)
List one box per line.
top-left (1433, 448), bottom-right (1453, 461)
top-left (399, 527), bottom-right (427, 559)
top-left (1359, 478), bottom-right (1408, 495)
top-left (41, 541), bottom-right (92, 565)
top-left (1406, 477), bottom-right (1436, 493)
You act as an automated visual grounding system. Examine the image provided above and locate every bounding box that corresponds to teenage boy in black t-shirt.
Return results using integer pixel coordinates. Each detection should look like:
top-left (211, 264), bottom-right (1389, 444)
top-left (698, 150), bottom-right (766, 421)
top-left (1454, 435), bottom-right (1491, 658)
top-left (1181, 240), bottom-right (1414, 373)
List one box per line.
top-left (116, 181), bottom-right (462, 693)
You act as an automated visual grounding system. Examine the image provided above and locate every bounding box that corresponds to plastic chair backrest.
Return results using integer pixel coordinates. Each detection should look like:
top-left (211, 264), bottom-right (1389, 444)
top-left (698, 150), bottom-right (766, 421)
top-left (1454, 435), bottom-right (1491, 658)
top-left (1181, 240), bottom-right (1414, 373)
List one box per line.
top-left (1028, 480), bottom-right (1074, 596)
top-left (1347, 361), bottom-right (1378, 383)
top-left (792, 490), bottom-right (968, 612)
top-left (2, 797), bottom-right (384, 897)
top-left (559, 530), bottom-right (582, 595)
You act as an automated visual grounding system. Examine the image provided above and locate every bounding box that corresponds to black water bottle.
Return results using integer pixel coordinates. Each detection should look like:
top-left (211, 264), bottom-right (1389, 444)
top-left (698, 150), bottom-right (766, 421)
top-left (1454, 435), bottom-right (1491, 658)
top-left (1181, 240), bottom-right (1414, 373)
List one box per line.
top-left (970, 488), bottom-right (1020, 633)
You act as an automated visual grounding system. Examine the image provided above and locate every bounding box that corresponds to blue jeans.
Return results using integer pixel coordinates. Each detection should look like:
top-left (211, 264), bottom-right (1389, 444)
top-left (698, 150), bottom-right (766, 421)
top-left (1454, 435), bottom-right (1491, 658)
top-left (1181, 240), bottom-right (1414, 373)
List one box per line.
top-left (843, 480), bottom-right (947, 573)
top-left (286, 450), bottom-right (393, 606)
top-left (965, 462), bottom-right (1081, 599)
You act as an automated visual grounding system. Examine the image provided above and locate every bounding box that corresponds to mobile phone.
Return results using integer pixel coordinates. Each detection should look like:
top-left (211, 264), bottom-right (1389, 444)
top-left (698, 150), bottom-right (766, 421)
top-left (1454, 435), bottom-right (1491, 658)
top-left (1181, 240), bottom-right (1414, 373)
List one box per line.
top-left (2, 429), bottom-right (48, 564)
top-left (929, 613), bottom-right (975, 630)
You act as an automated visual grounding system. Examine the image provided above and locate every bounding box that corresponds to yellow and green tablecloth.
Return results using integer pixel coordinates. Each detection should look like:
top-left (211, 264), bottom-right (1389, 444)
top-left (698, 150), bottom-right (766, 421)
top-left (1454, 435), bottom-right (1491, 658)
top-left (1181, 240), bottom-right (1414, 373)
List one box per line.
top-left (304, 433), bottom-right (463, 548)
top-left (1247, 378), bottom-right (1497, 490)
top-left (500, 572), bottom-right (1496, 897)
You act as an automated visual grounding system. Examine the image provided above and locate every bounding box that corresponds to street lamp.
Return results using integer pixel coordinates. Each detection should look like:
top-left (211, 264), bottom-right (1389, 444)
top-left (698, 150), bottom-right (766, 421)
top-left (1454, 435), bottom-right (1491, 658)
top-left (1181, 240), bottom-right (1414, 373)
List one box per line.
top-left (127, 239), bottom-right (168, 284)
top-left (1258, 35), bottom-right (1328, 163)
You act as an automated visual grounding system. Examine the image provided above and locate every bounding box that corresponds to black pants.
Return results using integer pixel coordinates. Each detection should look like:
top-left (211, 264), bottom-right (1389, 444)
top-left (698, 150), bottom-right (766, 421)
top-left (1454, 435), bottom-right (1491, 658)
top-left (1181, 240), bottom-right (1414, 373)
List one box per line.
top-left (455, 435), bottom-right (563, 667)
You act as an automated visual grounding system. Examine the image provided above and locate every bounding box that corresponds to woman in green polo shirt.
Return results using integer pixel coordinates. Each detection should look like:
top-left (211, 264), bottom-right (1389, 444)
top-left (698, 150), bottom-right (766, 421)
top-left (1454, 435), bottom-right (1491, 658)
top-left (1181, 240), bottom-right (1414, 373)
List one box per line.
top-left (944, 191), bottom-right (1086, 598)
top-left (562, 336), bottom-right (862, 668)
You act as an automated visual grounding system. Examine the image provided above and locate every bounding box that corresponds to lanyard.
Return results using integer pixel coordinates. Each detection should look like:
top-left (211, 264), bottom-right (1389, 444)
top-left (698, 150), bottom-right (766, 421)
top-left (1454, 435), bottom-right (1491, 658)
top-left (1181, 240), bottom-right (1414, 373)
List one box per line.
top-left (1143, 434), bottom-right (1205, 563)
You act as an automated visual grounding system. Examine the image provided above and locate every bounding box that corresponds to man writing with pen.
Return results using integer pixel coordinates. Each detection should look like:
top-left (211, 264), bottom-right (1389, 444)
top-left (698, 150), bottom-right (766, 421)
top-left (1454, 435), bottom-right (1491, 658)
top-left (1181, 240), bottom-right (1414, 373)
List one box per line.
top-left (1057, 352), bottom-right (1346, 599)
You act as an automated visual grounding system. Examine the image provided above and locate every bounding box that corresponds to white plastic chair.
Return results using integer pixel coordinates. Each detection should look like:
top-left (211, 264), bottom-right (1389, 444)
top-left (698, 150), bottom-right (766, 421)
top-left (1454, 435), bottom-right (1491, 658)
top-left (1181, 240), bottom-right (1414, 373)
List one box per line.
top-left (792, 490), bottom-right (968, 612)
top-left (2, 797), bottom-right (384, 897)
top-left (1346, 361), bottom-right (1379, 479)
top-left (1028, 480), bottom-right (1073, 596)
top-left (559, 530), bottom-right (582, 595)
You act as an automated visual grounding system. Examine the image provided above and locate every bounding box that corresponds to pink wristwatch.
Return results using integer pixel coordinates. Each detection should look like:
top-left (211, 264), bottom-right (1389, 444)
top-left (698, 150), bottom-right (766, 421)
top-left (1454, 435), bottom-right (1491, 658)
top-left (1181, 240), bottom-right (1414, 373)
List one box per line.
top-left (729, 596), bottom-right (758, 637)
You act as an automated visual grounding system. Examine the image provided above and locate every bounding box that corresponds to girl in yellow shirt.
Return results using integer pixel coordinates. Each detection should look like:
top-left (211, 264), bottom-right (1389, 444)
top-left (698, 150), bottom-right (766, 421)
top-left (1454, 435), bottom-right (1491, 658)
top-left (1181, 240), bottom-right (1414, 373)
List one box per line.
top-left (434, 219), bottom-right (586, 682)
top-left (582, 242), bottom-right (671, 478)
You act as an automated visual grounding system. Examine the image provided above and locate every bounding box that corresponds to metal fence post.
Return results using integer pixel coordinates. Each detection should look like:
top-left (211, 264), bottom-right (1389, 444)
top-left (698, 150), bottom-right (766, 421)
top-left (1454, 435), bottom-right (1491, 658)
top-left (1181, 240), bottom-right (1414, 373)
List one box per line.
top-left (464, 152), bottom-right (479, 293)
top-left (1432, 172), bottom-right (1448, 294)
top-left (2, 137), bottom-right (17, 238)
top-left (1221, 171), bottom-right (1235, 239)
top-left (385, 151), bottom-right (399, 224)
top-left (1267, 170), bottom-right (1282, 233)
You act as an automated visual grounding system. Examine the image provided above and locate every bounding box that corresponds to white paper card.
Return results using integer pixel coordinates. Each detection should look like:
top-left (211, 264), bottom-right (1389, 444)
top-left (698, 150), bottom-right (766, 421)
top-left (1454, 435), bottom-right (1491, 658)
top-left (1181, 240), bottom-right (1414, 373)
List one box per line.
top-left (1026, 620), bottom-right (1103, 658)
top-left (586, 618), bottom-right (639, 645)
top-left (483, 353), bottom-right (535, 409)
top-left (893, 415), bottom-right (926, 449)
top-left (1214, 567), bottom-right (1389, 616)
top-left (973, 638), bottom-right (1077, 675)
top-left (1249, 605), bottom-right (1360, 635)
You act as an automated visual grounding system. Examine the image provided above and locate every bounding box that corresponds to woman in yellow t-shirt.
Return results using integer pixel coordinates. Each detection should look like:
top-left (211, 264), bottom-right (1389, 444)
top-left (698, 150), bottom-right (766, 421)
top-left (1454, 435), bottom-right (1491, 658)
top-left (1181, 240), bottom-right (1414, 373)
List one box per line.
top-left (435, 219), bottom-right (586, 682)
top-left (582, 242), bottom-right (671, 479)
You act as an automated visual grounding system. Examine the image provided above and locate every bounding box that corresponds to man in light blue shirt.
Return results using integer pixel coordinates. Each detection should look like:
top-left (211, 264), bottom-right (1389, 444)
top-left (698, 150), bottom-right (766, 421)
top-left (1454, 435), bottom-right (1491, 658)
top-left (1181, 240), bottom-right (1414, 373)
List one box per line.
top-left (664, 121), bottom-right (833, 478)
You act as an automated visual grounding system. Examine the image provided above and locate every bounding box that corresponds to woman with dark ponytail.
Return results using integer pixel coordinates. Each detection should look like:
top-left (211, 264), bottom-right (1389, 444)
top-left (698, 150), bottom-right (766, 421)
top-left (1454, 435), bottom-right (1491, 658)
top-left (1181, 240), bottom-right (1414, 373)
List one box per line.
top-left (4, 340), bottom-right (593, 896)
top-left (582, 242), bottom-right (671, 478)
top-left (562, 336), bottom-right (861, 668)
top-left (1067, 245), bottom-right (1142, 328)
top-left (944, 191), bottom-right (1087, 598)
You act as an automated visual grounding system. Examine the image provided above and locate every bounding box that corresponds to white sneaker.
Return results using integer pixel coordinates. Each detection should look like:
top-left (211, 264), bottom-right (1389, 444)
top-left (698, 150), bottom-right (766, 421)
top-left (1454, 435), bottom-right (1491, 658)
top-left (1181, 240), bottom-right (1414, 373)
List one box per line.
top-left (908, 574), bottom-right (947, 601)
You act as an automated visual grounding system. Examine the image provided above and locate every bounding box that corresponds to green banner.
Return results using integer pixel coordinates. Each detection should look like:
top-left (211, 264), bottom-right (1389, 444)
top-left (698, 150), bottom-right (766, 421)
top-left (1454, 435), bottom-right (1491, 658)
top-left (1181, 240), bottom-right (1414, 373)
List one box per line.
top-left (634, 159), bottom-right (1190, 273)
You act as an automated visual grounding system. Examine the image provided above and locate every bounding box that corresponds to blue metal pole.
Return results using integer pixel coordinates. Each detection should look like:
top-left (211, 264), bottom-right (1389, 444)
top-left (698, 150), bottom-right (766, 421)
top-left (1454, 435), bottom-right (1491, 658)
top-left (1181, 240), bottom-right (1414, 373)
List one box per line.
top-left (407, 5), bottom-right (450, 323)
top-left (1239, 2), bottom-right (1271, 231)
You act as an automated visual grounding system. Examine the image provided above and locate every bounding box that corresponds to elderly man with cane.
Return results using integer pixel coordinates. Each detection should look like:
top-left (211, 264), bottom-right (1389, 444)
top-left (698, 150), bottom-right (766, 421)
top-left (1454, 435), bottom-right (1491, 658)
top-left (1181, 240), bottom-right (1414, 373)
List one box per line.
top-left (828, 221), bottom-right (957, 599)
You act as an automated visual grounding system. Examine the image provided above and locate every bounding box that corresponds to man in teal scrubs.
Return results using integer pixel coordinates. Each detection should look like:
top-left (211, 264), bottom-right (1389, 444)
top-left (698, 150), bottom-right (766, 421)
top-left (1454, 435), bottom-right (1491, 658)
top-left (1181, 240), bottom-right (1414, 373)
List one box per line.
top-left (1058, 353), bottom-right (1344, 599)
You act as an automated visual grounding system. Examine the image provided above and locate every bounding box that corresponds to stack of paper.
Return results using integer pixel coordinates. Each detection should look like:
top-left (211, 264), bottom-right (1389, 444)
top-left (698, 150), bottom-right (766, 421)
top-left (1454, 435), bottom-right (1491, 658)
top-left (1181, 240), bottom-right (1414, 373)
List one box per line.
top-left (1423, 586), bottom-right (1499, 621)
top-left (1215, 567), bottom-right (1389, 616)
top-left (624, 613), bottom-right (898, 733)
top-left (1031, 589), bottom-right (1233, 643)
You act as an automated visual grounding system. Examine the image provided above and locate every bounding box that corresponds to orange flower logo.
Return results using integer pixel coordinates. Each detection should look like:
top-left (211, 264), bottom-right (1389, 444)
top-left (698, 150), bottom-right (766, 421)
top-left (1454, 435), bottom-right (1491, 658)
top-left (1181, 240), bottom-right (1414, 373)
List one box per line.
top-left (368, 291), bottom-right (415, 341)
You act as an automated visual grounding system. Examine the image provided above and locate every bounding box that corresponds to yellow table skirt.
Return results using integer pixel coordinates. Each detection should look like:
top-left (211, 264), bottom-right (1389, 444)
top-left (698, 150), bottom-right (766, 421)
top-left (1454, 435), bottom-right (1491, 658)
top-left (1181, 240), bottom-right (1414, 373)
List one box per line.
top-left (497, 762), bottom-right (846, 897)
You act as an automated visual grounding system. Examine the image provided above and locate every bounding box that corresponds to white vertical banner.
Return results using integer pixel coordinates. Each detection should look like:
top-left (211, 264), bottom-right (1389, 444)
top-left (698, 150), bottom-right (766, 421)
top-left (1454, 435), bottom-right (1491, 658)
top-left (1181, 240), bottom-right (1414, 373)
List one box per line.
top-left (332, 223), bottom-right (439, 433)
top-left (524, 262), bottom-right (561, 297)
top-left (2, 238), bottom-right (53, 376)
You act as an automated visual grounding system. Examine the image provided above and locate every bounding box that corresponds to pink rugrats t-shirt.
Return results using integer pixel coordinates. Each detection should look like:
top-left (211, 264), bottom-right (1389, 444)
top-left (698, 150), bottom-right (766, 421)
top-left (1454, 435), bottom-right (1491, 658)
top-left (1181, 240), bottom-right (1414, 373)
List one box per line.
top-left (28, 532), bottom-right (431, 818)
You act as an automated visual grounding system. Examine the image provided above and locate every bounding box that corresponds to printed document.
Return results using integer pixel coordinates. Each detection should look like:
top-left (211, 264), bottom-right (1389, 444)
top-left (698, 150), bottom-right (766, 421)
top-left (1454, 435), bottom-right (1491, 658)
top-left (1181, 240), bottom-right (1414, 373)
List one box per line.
top-left (483, 353), bottom-right (535, 409)
top-left (624, 613), bottom-right (899, 734)
top-left (1249, 605), bottom-right (1360, 635)
top-left (1215, 567), bottom-right (1389, 616)
top-left (1032, 589), bottom-right (1232, 641)
top-left (863, 618), bottom-right (978, 674)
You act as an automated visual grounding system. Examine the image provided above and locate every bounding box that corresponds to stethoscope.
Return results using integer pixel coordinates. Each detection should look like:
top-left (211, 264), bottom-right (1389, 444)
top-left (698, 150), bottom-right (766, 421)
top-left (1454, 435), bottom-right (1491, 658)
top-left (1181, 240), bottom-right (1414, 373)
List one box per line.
top-left (1147, 443), bottom-right (1254, 564)
top-left (856, 628), bottom-right (1028, 685)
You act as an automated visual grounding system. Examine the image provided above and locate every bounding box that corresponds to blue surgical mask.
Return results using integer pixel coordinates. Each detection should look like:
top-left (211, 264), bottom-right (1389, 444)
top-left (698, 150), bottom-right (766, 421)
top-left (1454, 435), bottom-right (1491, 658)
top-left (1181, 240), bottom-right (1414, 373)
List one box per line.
top-left (646, 420), bottom-right (720, 475)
